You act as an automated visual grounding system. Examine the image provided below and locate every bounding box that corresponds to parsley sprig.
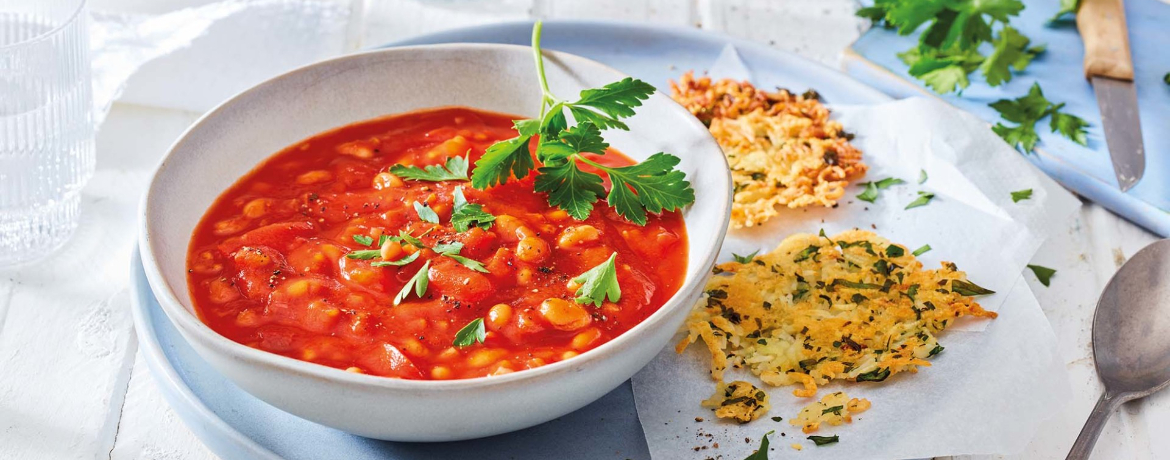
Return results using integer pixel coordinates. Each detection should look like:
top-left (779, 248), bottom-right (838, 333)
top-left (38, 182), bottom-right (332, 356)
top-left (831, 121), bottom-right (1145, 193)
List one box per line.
top-left (990, 83), bottom-right (1088, 153)
top-left (572, 253), bottom-right (621, 306)
top-left (470, 22), bottom-right (695, 225)
top-left (390, 155), bottom-right (469, 181)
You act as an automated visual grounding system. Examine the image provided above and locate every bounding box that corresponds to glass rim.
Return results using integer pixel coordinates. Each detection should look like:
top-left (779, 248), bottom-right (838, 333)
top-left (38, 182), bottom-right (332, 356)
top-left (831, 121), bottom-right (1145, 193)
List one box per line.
top-left (0, 0), bottom-right (88, 52)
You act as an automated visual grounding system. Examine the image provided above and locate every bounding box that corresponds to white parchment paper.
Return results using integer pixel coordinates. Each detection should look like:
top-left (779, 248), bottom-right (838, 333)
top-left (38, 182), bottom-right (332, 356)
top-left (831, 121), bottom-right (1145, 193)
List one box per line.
top-left (633, 48), bottom-right (1079, 459)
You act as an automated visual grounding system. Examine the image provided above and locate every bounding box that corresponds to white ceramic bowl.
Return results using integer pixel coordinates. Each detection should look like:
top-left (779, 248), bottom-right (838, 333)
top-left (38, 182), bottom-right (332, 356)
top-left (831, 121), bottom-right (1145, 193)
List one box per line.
top-left (140, 43), bottom-right (731, 441)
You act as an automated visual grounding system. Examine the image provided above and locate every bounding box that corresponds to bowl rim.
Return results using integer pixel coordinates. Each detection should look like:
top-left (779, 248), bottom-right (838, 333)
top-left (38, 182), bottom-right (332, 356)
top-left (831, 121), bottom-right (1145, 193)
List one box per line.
top-left (139, 42), bottom-right (732, 391)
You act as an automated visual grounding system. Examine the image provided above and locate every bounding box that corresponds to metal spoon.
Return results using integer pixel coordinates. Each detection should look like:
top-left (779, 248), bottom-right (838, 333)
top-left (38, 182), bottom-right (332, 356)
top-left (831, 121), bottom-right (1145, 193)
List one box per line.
top-left (1067, 239), bottom-right (1170, 459)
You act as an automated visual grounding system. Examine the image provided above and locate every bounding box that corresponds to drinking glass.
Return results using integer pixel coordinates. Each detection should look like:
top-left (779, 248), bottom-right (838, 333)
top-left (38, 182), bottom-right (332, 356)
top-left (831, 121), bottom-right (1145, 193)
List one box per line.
top-left (0, 0), bottom-right (93, 266)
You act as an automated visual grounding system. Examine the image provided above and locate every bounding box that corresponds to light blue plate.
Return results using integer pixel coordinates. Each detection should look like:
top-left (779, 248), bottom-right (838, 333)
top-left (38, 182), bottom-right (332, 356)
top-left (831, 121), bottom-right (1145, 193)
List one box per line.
top-left (846, 0), bottom-right (1170, 236)
top-left (131, 20), bottom-right (892, 459)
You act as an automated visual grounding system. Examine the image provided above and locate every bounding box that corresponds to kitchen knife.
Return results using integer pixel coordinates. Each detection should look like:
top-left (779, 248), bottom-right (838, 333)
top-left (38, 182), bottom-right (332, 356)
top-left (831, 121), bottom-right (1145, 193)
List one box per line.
top-left (1077, 0), bottom-right (1145, 192)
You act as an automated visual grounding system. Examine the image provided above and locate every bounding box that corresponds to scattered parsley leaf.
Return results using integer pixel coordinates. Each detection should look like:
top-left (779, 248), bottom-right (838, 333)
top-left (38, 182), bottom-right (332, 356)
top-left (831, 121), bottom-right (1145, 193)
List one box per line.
top-left (1011, 188), bottom-right (1033, 202)
top-left (370, 252), bottom-right (421, 267)
top-left (450, 186), bottom-right (496, 232)
top-left (912, 244), bottom-right (932, 256)
top-left (743, 430), bottom-right (774, 460)
top-left (1027, 264), bottom-right (1057, 287)
top-left (905, 190), bottom-right (936, 209)
top-left (471, 135), bottom-right (534, 189)
top-left (857, 177), bottom-right (905, 203)
top-left (771, 416), bottom-right (783, 422)
top-left (928, 344), bottom-right (945, 357)
top-left (390, 155), bottom-right (469, 182)
top-left (572, 252), bottom-right (621, 306)
top-left (951, 279), bottom-right (996, 296)
top-left (346, 249), bottom-right (381, 260)
top-left (453, 318), bottom-right (487, 347)
top-left (413, 201), bottom-right (440, 224)
top-left (733, 250), bottom-right (760, 264)
top-left (393, 261), bottom-right (430, 305)
top-left (352, 235), bottom-right (374, 247)
top-left (808, 435), bottom-right (840, 446)
top-left (918, 169), bottom-right (928, 184)
top-left (377, 234), bottom-right (390, 247)
top-left (446, 254), bottom-right (490, 273)
top-left (886, 244), bottom-right (905, 258)
top-left (1165, 72), bottom-right (1170, 85)
top-left (821, 405), bottom-right (844, 416)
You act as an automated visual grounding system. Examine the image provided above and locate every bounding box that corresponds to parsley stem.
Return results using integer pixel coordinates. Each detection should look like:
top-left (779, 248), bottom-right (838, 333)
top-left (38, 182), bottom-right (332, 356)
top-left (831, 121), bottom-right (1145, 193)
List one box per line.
top-left (531, 21), bottom-right (557, 117)
top-left (573, 153), bottom-right (612, 173)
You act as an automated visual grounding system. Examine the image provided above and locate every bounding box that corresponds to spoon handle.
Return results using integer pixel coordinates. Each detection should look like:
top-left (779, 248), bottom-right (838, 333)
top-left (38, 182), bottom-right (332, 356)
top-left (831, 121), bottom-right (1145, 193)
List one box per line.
top-left (1067, 391), bottom-right (1126, 459)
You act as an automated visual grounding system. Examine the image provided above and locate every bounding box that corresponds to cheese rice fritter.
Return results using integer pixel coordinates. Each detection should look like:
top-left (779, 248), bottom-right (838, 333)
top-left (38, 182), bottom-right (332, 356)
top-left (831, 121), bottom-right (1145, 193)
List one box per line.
top-left (677, 230), bottom-right (997, 399)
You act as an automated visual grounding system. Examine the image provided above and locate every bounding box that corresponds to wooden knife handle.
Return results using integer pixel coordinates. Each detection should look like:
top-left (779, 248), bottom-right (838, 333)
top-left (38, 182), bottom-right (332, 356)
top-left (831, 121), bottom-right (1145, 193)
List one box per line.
top-left (1076, 0), bottom-right (1134, 80)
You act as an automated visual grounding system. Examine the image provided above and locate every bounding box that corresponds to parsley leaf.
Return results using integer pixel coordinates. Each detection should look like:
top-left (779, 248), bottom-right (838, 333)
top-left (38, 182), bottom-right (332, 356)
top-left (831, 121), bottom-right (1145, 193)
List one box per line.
top-left (905, 191), bottom-right (936, 209)
top-left (912, 244), bottom-right (932, 256)
top-left (951, 279), bottom-right (996, 296)
top-left (743, 430), bottom-right (774, 460)
top-left (471, 135), bottom-right (534, 189)
top-left (534, 160), bottom-right (607, 220)
top-left (821, 405), bottom-right (844, 416)
top-left (886, 244), bottom-right (906, 258)
top-left (990, 83), bottom-right (1089, 152)
top-left (346, 249), bottom-right (381, 260)
top-left (980, 26), bottom-right (1043, 87)
top-left (555, 122), bottom-right (609, 155)
top-left (918, 169), bottom-right (928, 184)
top-left (857, 177), bottom-right (904, 203)
top-left (352, 235), bottom-right (374, 247)
top-left (413, 201), bottom-right (440, 224)
top-left (1027, 264), bottom-right (1056, 287)
top-left (733, 250), bottom-right (760, 264)
top-left (370, 252), bottom-right (420, 267)
top-left (432, 241), bottom-right (490, 273)
top-left (600, 153), bottom-right (694, 225)
top-left (808, 435), bottom-right (840, 446)
top-left (394, 261), bottom-right (430, 305)
top-left (1049, 105), bottom-right (1089, 146)
top-left (1011, 188), bottom-right (1033, 202)
top-left (453, 318), bottom-right (487, 347)
top-left (572, 252), bottom-right (621, 306)
top-left (390, 155), bottom-right (469, 181)
top-left (568, 77), bottom-right (656, 129)
top-left (377, 234), bottom-right (390, 247)
top-left (856, 367), bottom-right (891, 382)
top-left (450, 186), bottom-right (496, 232)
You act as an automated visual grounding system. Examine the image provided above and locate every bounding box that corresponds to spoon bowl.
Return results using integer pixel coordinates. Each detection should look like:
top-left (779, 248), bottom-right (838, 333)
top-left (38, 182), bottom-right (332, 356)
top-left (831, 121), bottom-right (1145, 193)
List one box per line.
top-left (1067, 239), bottom-right (1170, 459)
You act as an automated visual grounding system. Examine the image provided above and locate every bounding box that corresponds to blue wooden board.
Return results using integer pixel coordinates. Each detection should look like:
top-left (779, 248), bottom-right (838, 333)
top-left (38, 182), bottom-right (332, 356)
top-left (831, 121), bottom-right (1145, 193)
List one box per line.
top-left (846, 0), bottom-right (1170, 236)
top-left (133, 19), bottom-right (894, 459)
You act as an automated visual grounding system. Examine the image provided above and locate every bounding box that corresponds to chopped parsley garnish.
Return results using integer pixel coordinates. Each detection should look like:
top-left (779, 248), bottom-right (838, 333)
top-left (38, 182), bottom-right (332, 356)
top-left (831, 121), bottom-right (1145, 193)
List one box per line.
top-left (821, 405), bottom-right (844, 416)
top-left (346, 249), bottom-right (381, 260)
top-left (951, 279), bottom-right (996, 296)
top-left (771, 416), bottom-right (783, 422)
top-left (733, 250), bottom-right (760, 264)
top-left (389, 154), bottom-right (469, 181)
top-left (371, 252), bottom-right (420, 267)
top-left (856, 177), bottom-right (904, 203)
top-left (904, 190), bottom-right (935, 209)
top-left (470, 22), bottom-right (695, 225)
top-left (1027, 264), bottom-right (1056, 287)
top-left (830, 279), bottom-right (883, 290)
top-left (450, 186), bottom-right (496, 232)
top-left (572, 252), bottom-right (621, 306)
top-left (856, 367), bottom-right (891, 382)
top-left (918, 169), bottom-right (928, 184)
top-left (432, 241), bottom-right (490, 273)
top-left (453, 318), bottom-right (487, 347)
top-left (743, 430), bottom-right (774, 460)
top-left (394, 261), bottom-right (430, 305)
top-left (413, 201), bottom-right (440, 224)
top-left (807, 435), bottom-right (839, 446)
top-left (928, 344), bottom-right (945, 357)
top-left (352, 234), bottom-right (374, 247)
top-left (885, 244), bottom-right (905, 258)
top-left (912, 244), bottom-right (932, 256)
top-left (1011, 188), bottom-right (1033, 202)
top-left (991, 83), bottom-right (1088, 153)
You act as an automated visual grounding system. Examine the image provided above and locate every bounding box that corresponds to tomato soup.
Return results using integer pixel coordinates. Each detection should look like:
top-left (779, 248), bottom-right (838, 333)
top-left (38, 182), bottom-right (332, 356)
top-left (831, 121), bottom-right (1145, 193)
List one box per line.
top-left (186, 107), bottom-right (688, 380)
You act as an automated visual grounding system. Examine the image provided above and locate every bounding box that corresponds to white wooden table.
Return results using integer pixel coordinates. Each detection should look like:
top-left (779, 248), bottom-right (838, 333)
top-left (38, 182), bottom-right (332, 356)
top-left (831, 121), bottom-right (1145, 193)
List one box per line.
top-left (1, 1), bottom-right (1164, 459)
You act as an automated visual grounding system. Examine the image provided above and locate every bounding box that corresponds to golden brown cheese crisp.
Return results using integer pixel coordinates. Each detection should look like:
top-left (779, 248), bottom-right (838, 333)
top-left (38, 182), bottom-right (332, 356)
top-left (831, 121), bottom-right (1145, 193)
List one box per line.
top-left (677, 230), bottom-right (997, 398)
top-left (701, 380), bottom-right (771, 423)
top-left (669, 72), bottom-right (867, 228)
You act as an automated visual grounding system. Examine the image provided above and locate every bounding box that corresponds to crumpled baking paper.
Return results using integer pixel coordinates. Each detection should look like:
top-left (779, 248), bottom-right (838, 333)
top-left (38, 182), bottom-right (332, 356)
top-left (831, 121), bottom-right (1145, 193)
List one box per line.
top-left (632, 45), bottom-right (1078, 459)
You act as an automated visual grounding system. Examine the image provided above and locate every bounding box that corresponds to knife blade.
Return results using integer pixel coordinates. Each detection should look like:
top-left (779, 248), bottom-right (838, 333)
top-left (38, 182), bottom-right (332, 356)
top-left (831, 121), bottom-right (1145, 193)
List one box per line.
top-left (1091, 76), bottom-right (1145, 191)
top-left (1077, 0), bottom-right (1145, 192)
